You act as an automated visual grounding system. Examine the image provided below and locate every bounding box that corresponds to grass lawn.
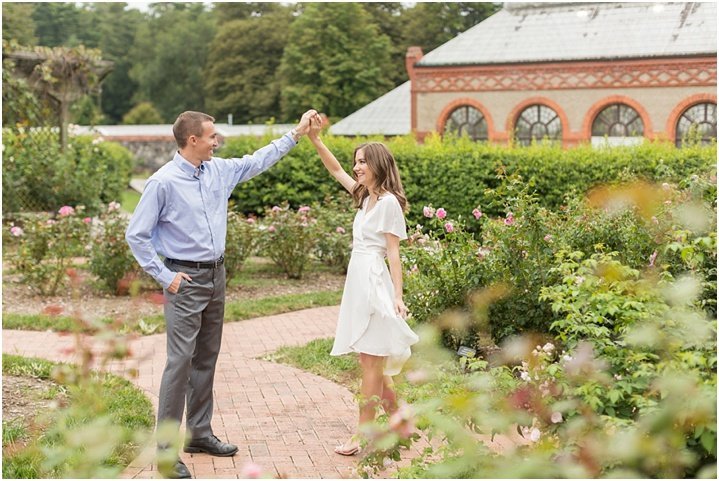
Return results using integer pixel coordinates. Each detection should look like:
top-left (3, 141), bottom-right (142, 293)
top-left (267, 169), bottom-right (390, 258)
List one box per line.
top-left (2, 354), bottom-right (154, 479)
top-left (121, 189), bottom-right (141, 213)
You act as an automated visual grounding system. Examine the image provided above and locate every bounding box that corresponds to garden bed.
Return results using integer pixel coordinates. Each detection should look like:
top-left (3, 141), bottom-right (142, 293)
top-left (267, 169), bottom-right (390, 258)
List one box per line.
top-left (2, 257), bottom-right (345, 325)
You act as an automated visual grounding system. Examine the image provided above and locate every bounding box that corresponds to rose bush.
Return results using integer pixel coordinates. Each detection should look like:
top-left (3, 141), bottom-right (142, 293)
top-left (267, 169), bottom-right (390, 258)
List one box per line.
top-left (88, 202), bottom-right (141, 294)
top-left (311, 196), bottom-right (355, 274)
top-left (8, 205), bottom-right (91, 295)
top-left (225, 209), bottom-right (261, 285)
top-left (257, 202), bottom-right (320, 279)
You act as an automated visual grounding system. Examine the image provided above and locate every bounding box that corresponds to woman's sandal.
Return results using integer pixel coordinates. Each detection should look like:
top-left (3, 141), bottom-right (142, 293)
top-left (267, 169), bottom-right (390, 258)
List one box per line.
top-left (334, 444), bottom-right (361, 456)
top-left (334, 436), bottom-right (362, 456)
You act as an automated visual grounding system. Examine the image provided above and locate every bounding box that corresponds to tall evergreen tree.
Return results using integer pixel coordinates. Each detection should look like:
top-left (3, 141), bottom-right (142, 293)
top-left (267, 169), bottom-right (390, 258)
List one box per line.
top-left (279, 3), bottom-right (394, 119)
top-left (205, 7), bottom-right (294, 122)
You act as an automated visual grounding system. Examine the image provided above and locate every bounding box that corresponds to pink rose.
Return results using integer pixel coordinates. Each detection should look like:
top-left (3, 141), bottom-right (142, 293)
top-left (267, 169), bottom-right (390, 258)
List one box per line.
top-left (504, 212), bottom-right (515, 226)
top-left (268, 225), bottom-right (276, 233)
top-left (388, 402), bottom-right (415, 438)
top-left (83, 217), bottom-right (92, 224)
top-left (239, 462), bottom-right (263, 479)
top-left (422, 206), bottom-right (435, 218)
top-left (529, 427), bottom-right (541, 442)
top-left (10, 226), bottom-right (23, 237)
top-left (543, 234), bottom-right (553, 242)
top-left (108, 201), bottom-right (121, 211)
top-left (272, 206), bottom-right (281, 212)
top-left (246, 217), bottom-right (256, 224)
top-left (406, 368), bottom-right (427, 383)
top-left (436, 208), bottom-right (447, 219)
top-left (472, 208), bottom-right (482, 219)
top-left (58, 205), bottom-right (75, 216)
top-left (298, 205), bottom-right (310, 214)
top-left (336, 226), bottom-right (346, 234)
top-left (444, 222), bottom-right (454, 233)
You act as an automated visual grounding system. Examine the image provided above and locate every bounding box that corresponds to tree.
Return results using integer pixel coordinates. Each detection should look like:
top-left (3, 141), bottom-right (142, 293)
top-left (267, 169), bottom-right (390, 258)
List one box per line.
top-left (2, 3), bottom-right (37, 45)
top-left (402, 2), bottom-right (500, 53)
top-left (128, 3), bottom-right (216, 121)
top-left (361, 2), bottom-right (410, 85)
top-left (279, 3), bottom-right (394, 119)
top-left (84, 3), bottom-right (144, 124)
top-left (212, 2), bottom-right (285, 25)
top-left (30, 2), bottom-right (84, 47)
top-left (205, 7), bottom-right (294, 122)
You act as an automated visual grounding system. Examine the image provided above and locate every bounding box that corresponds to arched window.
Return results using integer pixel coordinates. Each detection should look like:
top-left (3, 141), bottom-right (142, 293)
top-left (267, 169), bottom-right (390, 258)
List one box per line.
top-left (443, 105), bottom-right (488, 141)
top-left (591, 103), bottom-right (644, 146)
top-left (675, 102), bottom-right (717, 147)
top-left (515, 104), bottom-right (562, 146)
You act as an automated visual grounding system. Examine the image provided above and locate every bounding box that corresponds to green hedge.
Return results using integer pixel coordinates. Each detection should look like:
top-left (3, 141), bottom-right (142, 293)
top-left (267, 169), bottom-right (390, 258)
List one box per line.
top-left (2, 128), bottom-right (134, 215)
top-left (219, 133), bottom-right (716, 225)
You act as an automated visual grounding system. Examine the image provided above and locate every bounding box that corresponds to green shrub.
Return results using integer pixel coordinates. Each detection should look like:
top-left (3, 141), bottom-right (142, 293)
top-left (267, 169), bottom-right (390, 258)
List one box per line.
top-left (2, 129), bottom-right (134, 214)
top-left (218, 134), bottom-right (716, 231)
top-left (539, 251), bottom-right (717, 465)
top-left (257, 202), bottom-right (320, 279)
top-left (88, 202), bottom-right (140, 294)
top-left (359, 261), bottom-right (716, 478)
top-left (225, 210), bottom-right (261, 285)
top-left (401, 171), bottom-right (716, 348)
top-left (121, 101), bottom-right (164, 125)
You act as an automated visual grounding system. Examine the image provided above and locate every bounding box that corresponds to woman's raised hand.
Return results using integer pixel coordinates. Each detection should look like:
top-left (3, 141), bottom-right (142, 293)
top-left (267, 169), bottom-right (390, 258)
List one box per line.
top-left (308, 115), bottom-right (323, 140)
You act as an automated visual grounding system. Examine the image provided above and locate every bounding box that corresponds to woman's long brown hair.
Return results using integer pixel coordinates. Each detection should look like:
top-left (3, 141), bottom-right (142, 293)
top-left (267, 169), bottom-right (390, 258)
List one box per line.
top-left (350, 142), bottom-right (408, 212)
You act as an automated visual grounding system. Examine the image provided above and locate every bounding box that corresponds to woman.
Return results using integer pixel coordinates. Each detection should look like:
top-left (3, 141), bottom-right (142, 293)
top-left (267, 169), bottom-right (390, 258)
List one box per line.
top-left (308, 119), bottom-right (419, 455)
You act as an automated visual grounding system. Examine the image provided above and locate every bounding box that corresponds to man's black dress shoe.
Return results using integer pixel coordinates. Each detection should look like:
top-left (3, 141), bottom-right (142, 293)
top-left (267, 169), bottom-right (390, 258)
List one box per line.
top-left (184, 435), bottom-right (238, 457)
top-left (169, 459), bottom-right (192, 479)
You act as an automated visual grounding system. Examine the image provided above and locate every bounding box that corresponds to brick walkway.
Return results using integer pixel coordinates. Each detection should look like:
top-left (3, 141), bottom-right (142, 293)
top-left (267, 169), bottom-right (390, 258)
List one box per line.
top-left (2, 306), bottom-right (428, 479)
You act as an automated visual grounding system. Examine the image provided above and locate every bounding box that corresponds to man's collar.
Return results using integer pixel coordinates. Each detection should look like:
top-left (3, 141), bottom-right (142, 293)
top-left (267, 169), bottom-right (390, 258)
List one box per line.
top-left (173, 151), bottom-right (205, 177)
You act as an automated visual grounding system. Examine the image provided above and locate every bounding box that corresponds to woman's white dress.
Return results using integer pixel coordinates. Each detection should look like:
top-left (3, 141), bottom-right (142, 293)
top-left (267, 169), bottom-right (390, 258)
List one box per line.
top-left (330, 193), bottom-right (419, 376)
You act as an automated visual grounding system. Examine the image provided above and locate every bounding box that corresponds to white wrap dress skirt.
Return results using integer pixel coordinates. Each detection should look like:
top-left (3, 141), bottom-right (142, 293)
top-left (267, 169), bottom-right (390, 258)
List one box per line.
top-left (330, 193), bottom-right (419, 376)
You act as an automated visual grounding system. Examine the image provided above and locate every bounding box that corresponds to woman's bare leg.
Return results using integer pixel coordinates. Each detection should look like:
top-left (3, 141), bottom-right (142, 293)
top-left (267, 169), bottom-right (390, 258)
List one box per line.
top-left (381, 375), bottom-right (398, 415)
top-left (336, 353), bottom-right (385, 454)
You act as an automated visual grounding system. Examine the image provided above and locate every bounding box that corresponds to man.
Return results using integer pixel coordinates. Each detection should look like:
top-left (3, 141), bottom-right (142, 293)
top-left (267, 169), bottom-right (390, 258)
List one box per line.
top-left (126, 109), bottom-right (319, 479)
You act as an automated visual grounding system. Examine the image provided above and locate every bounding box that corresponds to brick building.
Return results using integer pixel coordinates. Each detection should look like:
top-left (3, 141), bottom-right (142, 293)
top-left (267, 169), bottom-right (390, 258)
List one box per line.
top-left (330, 2), bottom-right (717, 147)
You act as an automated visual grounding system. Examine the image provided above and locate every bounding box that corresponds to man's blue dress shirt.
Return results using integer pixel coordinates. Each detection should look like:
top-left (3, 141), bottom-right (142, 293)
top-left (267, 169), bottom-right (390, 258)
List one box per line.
top-left (126, 133), bottom-right (297, 289)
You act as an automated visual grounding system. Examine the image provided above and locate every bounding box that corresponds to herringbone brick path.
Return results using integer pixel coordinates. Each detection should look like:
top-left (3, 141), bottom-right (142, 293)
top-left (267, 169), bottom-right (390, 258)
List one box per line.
top-left (2, 306), bottom-right (429, 479)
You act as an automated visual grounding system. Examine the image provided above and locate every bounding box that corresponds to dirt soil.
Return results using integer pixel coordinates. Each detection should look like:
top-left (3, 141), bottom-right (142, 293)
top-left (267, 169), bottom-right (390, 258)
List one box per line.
top-left (2, 260), bottom-right (346, 323)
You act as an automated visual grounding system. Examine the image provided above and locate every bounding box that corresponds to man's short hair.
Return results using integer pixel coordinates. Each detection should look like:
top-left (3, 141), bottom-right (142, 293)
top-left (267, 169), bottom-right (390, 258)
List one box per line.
top-left (173, 111), bottom-right (215, 148)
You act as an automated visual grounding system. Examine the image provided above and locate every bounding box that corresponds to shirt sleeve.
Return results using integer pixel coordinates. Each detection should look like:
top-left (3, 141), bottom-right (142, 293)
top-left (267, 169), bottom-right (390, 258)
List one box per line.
top-left (375, 195), bottom-right (407, 240)
top-left (220, 132), bottom-right (297, 196)
top-left (125, 179), bottom-right (176, 289)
